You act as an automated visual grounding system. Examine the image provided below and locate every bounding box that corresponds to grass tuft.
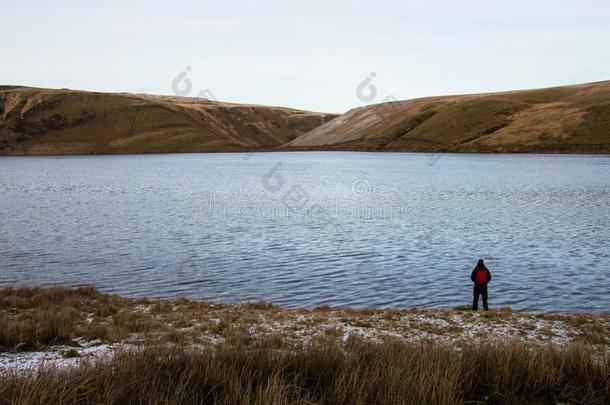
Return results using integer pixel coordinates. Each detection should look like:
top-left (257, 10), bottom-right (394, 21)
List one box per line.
top-left (0, 341), bottom-right (608, 404)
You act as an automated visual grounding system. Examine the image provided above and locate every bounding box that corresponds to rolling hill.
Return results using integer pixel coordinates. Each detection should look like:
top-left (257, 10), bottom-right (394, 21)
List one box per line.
top-left (286, 80), bottom-right (610, 153)
top-left (0, 86), bottom-right (337, 155)
top-left (2, 81), bottom-right (609, 155)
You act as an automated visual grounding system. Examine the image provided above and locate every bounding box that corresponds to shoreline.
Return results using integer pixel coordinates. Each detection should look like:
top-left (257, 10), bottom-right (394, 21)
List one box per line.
top-left (2, 281), bottom-right (608, 316)
top-left (2, 150), bottom-right (610, 158)
top-left (1, 286), bottom-right (608, 369)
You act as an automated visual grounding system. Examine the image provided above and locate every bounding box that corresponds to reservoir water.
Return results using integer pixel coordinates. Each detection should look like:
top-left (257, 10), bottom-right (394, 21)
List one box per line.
top-left (0, 152), bottom-right (608, 313)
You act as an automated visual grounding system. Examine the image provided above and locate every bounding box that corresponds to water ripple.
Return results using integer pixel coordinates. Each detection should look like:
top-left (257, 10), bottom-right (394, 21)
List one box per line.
top-left (0, 153), bottom-right (609, 313)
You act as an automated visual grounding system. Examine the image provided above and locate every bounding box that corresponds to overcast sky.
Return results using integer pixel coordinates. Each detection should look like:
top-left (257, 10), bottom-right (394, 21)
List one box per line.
top-left (2, 0), bottom-right (609, 113)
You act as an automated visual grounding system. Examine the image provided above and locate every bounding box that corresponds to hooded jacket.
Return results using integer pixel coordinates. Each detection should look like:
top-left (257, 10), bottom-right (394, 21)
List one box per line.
top-left (471, 261), bottom-right (492, 285)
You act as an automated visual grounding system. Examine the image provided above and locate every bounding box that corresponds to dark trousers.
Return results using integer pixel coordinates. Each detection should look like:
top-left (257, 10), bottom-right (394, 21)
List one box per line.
top-left (473, 284), bottom-right (489, 310)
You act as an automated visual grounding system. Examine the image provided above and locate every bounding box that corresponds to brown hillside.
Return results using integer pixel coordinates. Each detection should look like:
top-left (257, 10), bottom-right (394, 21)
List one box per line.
top-left (0, 86), bottom-right (337, 155)
top-left (285, 81), bottom-right (610, 153)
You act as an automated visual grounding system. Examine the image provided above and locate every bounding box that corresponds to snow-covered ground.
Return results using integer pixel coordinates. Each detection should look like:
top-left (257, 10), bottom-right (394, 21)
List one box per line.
top-left (0, 342), bottom-right (120, 375)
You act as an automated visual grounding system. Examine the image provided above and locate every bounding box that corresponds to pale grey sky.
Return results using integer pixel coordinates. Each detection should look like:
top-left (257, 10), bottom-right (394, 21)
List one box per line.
top-left (2, 0), bottom-right (609, 113)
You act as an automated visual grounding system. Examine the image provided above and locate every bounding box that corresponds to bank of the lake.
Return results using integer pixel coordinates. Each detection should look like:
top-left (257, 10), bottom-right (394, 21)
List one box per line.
top-left (1, 286), bottom-right (609, 404)
top-left (2, 286), bottom-right (609, 367)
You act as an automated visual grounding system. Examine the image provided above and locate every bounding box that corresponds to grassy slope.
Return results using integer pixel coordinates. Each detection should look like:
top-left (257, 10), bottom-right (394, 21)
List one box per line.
top-left (286, 81), bottom-right (610, 153)
top-left (0, 86), bottom-right (337, 155)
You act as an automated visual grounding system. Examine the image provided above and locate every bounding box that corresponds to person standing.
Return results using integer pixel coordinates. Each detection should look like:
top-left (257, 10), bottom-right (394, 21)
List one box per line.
top-left (471, 259), bottom-right (491, 310)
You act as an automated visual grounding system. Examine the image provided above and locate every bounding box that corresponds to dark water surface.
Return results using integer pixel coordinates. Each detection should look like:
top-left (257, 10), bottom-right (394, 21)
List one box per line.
top-left (1, 152), bottom-right (608, 313)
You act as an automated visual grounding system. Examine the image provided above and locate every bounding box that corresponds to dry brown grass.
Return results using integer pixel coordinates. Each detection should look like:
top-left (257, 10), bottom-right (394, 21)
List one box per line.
top-left (1, 286), bottom-right (609, 356)
top-left (0, 286), bottom-right (124, 350)
top-left (0, 340), bottom-right (608, 404)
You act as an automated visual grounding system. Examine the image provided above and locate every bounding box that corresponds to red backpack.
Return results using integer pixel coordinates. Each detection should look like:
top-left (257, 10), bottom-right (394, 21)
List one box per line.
top-left (475, 269), bottom-right (487, 285)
